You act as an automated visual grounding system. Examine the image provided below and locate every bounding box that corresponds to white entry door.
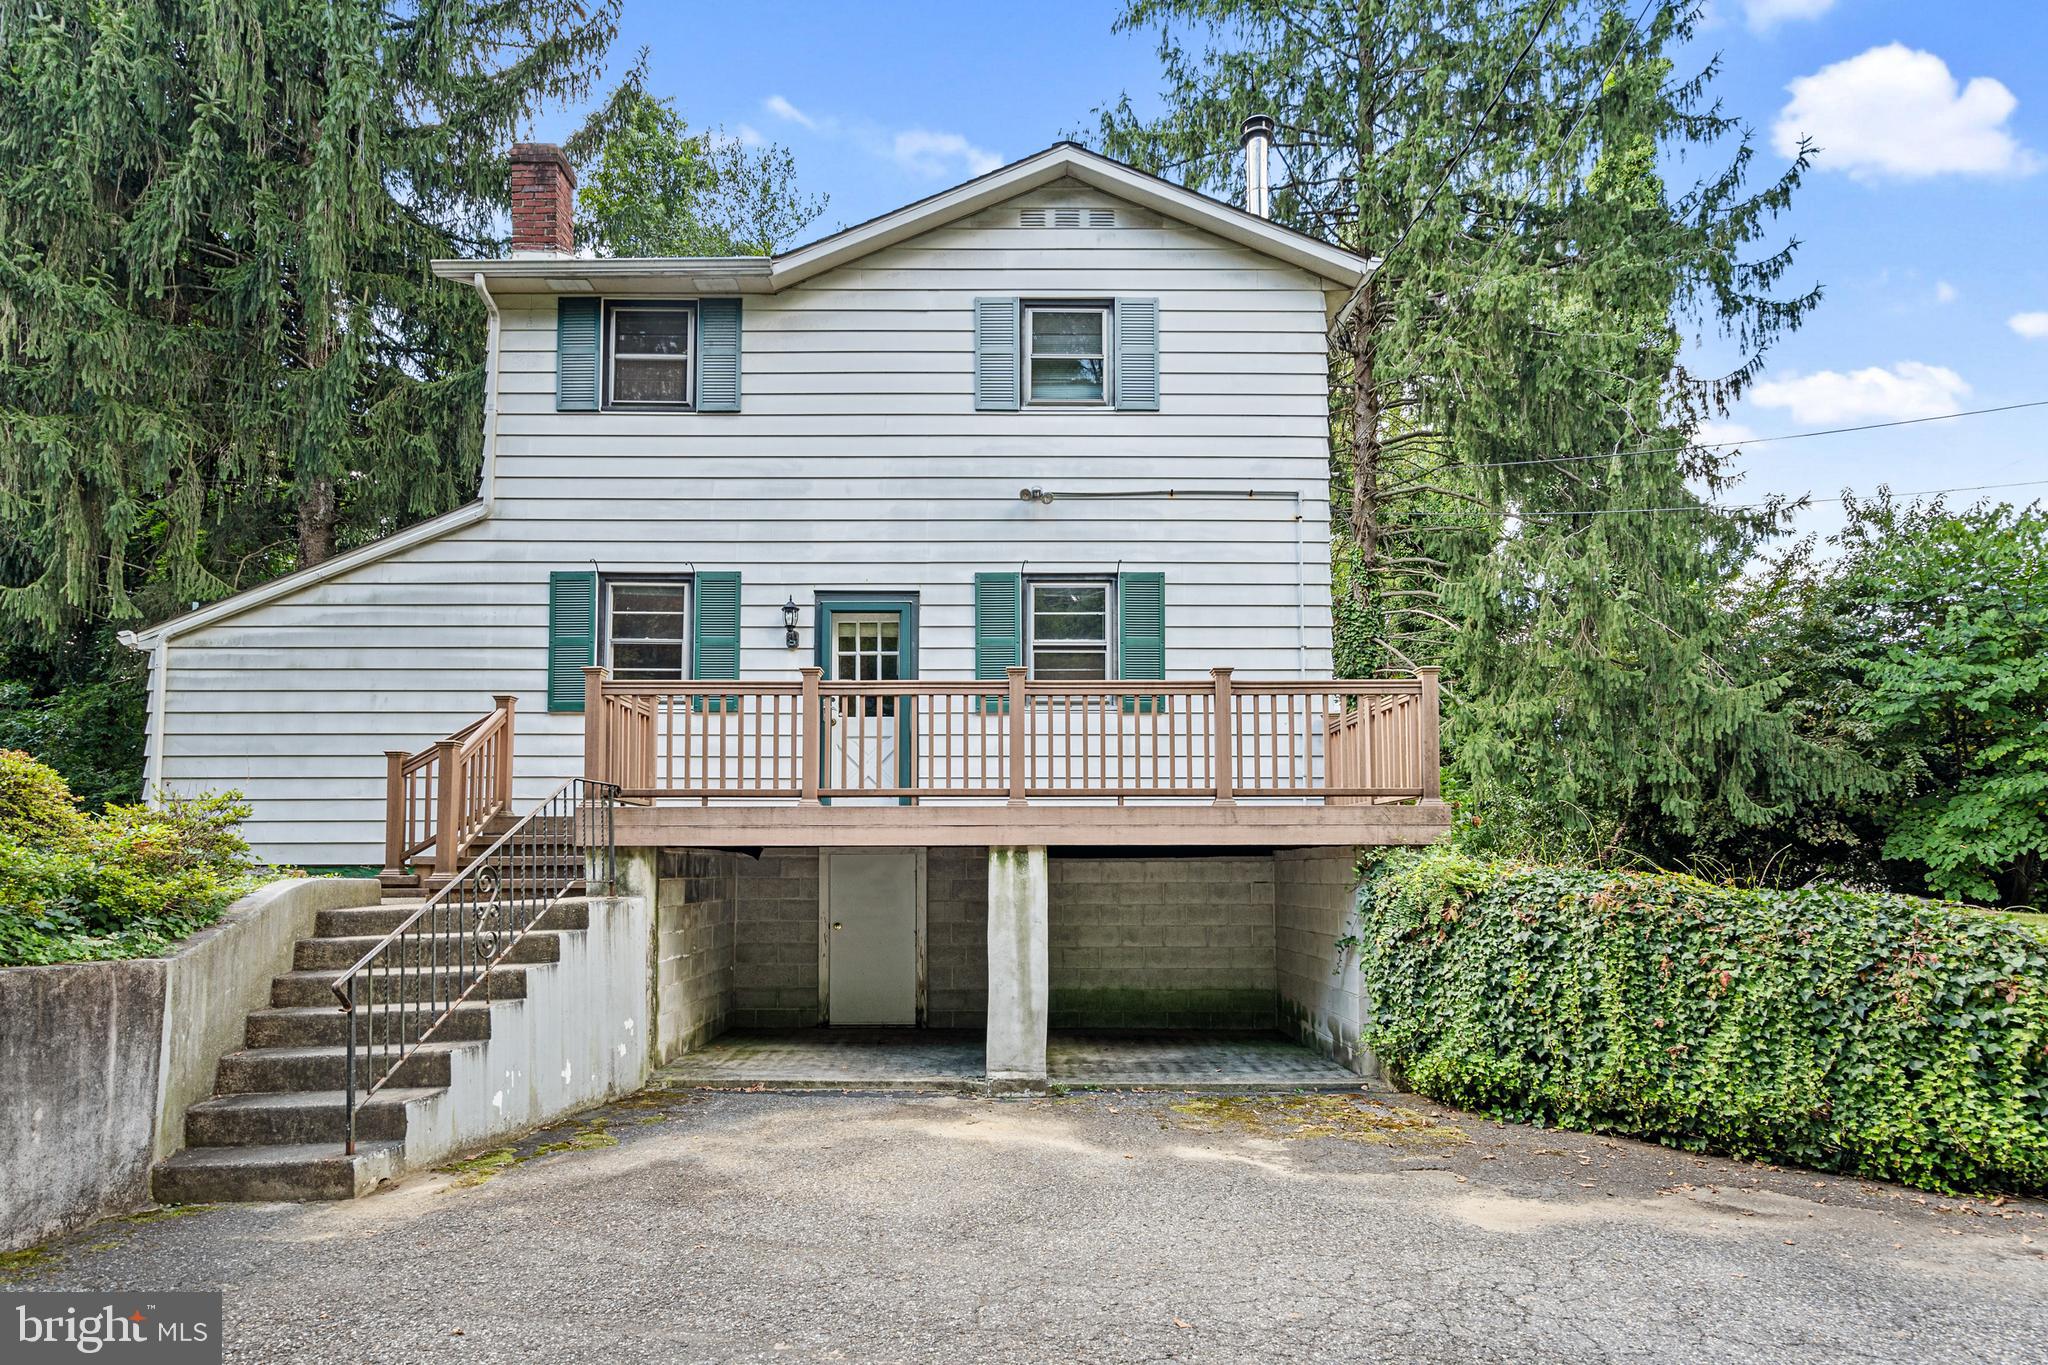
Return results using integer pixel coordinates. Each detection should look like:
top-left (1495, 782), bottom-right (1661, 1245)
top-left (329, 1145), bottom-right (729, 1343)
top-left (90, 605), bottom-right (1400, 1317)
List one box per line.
top-left (824, 850), bottom-right (921, 1026)
top-left (826, 612), bottom-right (904, 802)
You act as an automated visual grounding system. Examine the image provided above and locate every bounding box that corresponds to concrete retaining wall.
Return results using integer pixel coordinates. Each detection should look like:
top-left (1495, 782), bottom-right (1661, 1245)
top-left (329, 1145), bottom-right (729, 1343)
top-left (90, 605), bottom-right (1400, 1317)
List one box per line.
top-left (1274, 851), bottom-right (1376, 1076)
top-left (1046, 856), bottom-right (1277, 1029)
top-left (0, 877), bottom-right (381, 1252)
top-left (399, 894), bottom-right (656, 1166)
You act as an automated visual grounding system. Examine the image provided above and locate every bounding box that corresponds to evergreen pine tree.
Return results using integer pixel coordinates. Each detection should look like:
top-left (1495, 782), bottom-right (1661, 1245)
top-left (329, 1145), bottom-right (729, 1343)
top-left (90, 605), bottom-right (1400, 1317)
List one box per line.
top-left (1097, 0), bottom-right (1870, 856)
top-left (0, 0), bottom-right (619, 637)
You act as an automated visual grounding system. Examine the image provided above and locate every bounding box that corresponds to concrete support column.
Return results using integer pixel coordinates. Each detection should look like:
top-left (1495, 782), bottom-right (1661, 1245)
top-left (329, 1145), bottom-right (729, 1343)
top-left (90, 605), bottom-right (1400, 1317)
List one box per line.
top-left (985, 846), bottom-right (1049, 1089)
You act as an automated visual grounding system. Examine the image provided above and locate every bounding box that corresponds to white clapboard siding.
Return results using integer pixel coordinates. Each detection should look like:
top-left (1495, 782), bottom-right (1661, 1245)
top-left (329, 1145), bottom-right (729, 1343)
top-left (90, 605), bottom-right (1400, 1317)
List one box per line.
top-left (156, 182), bottom-right (1341, 865)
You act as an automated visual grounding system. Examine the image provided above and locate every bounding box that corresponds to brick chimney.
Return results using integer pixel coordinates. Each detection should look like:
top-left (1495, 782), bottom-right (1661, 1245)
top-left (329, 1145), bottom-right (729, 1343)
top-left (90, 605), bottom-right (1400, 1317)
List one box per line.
top-left (509, 143), bottom-right (575, 256)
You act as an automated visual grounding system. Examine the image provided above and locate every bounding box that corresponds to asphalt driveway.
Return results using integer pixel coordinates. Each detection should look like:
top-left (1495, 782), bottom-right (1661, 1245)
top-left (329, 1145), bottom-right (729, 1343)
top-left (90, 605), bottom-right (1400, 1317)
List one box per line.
top-left (8, 1085), bottom-right (2043, 1363)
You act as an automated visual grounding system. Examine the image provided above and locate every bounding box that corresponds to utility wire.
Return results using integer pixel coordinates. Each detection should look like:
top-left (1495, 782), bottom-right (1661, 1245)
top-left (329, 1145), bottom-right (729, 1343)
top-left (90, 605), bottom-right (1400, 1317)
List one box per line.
top-left (1466, 399), bottom-right (2048, 472)
top-left (1515, 476), bottom-right (2048, 518)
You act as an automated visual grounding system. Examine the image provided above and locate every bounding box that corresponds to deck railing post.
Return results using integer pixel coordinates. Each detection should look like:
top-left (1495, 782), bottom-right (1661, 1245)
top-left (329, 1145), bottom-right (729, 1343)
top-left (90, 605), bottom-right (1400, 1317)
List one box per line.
top-left (1418, 666), bottom-right (1443, 802)
top-left (432, 738), bottom-right (462, 876)
top-left (493, 693), bottom-right (517, 812)
top-left (582, 666), bottom-right (608, 783)
top-left (380, 750), bottom-right (408, 878)
top-left (1006, 666), bottom-right (1029, 806)
top-left (1211, 667), bottom-right (1236, 805)
top-left (798, 666), bottom-right (823, 805)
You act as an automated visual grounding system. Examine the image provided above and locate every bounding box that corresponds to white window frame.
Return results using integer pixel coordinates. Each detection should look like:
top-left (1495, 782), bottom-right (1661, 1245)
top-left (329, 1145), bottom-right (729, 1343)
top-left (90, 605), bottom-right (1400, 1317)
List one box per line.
top-left (602, 576), bottom-right (691, 681)
top-left (1024, 576), bottom-right (1117, 680)
top-left (604, 302), bottom-right (694, 411)
top-left (1022, 302), bottom-right (1114, 408)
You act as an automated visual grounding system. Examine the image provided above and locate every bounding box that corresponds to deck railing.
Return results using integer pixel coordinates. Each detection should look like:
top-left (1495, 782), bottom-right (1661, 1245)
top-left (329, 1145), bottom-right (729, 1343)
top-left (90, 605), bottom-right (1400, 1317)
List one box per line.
top-left (583, 665), bottom-right (1440, 806)
top-left (381, 694), bottom-right (517, 880)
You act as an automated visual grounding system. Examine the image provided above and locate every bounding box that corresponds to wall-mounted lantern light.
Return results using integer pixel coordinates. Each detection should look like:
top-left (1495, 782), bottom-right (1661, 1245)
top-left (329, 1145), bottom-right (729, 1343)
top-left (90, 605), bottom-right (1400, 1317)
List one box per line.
top-left (782, 596), bottom-right (801, 650)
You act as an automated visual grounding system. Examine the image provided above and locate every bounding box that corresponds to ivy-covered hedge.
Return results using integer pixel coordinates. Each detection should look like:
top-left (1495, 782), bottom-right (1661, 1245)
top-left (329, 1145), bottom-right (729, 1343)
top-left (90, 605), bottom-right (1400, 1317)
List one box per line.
top-left (0, 750), bottom-right (268, 966)
top-left (1360, 851), bottom-right (2048, 1194)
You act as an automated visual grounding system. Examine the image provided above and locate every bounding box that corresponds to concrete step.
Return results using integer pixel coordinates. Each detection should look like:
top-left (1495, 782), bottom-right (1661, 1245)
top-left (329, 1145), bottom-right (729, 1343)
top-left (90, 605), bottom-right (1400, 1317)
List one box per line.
top-left (314, 897), bottom-right (590, 939)
top-left (270, 963), bottom-right (530, 1008)
top-left (245, 1001), bottom-right (495, 1049)
top-left (152, 1141), bottom-right (404, 1203)
top-left (214, 1041), bottom-right (473, 1094)
top-left (291, 929), bottom-right (561, 972)
top-left (184, 1088), bottom-right (439, 1147)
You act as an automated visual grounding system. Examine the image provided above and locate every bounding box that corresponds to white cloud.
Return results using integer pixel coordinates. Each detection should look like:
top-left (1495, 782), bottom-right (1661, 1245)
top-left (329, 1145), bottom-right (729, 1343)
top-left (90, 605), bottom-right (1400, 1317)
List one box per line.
top-left (762, 97), bottom-right (1002, 182)
top-left (732, 123), bottom-right (766, 148)
top-left (1742, 0), bottom-right (1834, 32)
top-left (1696, 420), bottom-right (1761, 447)
top-left (1751, 362), bottom-right (1970, 424)
top-left (763, 95), bottom-right (817, 131)
top-left (2011, 312), bottom-right (2048, 340)
top-left (1773, 44), bottom-right (2038, 181)
top-left (1934, 280), bottom-right (1958, 304)
top-left (892, 129), bottom-right (1003, 179)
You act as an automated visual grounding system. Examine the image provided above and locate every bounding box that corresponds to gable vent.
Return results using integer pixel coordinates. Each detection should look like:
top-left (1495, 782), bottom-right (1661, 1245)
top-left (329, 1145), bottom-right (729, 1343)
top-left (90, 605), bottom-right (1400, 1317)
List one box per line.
top-left (1019, 207), bottom-right (1117, 229)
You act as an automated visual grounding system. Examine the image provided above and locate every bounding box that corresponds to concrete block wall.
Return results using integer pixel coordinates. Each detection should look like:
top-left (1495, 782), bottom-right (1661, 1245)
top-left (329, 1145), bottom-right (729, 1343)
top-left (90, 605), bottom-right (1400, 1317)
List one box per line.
top-left (732, 849), bottom-right (822, 1029)
top-left (1047, 856), bottom-right (1277, 1029)
top-left (1274, 850), bottom-right (1376, 1077)
top-left (926, 848), bottom-right (989, 1029)
top-left (654, 851), bottom-right (738, 1056)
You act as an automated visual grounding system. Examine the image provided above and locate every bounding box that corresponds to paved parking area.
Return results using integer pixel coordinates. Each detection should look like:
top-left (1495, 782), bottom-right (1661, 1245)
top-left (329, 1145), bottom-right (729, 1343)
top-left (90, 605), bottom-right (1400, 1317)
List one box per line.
top-left (1047, 1029), bottom-right (1360, 1087)
top-left (9, 1088), bottom-right (2042, 1363)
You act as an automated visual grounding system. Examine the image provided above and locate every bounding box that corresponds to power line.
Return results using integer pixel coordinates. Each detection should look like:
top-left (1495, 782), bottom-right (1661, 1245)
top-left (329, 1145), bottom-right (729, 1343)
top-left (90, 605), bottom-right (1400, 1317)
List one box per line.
top-left (1468, 399), bottom-right (2048, 472)
top-left (1515, 476), bottom-right (2048, 519)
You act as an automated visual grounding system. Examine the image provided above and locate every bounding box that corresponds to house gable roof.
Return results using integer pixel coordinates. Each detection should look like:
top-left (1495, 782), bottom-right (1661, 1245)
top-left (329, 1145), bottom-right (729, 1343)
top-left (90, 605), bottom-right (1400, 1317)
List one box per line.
top-left (431, 142), bottom-right (1369, 293)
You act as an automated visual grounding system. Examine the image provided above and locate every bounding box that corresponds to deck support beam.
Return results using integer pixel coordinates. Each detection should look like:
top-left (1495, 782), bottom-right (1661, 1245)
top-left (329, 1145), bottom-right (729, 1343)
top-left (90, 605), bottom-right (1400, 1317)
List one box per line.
top-left (985, 846), bottom-right (1049, 1090)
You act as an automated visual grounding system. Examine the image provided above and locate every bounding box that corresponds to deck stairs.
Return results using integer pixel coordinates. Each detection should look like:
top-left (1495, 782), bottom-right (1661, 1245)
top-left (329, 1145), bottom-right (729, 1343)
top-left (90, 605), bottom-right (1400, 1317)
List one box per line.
top-left (150, 891), bottom-right (593, 1202)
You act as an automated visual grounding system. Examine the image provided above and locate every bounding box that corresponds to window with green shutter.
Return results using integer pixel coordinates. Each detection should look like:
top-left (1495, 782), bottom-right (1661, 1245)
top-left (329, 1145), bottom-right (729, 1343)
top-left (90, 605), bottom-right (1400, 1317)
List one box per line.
top-left (555, 299), bottom-right (600, 411)
top-left (1118, 571), bottom-right (1166, 712)
top-left (695, 298), bottom-right (742, 411)
top-left (972, 298), bottom-right (1021, 411)
top-left (1113, 297), bottom-right (1159, 411)
top-left (973, 571), bottom-right (1022, 709)
top-left (691, 571), bottom-right (742, 710)
top-left (547, 570), bottom-right (598, 711)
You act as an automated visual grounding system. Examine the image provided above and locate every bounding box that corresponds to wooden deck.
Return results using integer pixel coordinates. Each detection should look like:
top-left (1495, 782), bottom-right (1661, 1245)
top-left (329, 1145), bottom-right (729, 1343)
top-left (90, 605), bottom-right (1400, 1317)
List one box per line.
top-left (585, 665), bottom-right (1449, 850)
top-left (611, 799), bottom-right (1451, 850)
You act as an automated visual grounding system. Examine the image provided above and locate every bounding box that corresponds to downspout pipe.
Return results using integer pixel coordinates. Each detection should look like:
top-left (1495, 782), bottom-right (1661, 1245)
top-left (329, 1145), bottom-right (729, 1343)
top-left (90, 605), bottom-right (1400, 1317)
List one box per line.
top-left (1019, 487), bottom-right (1312, 679)
top-left (470, 272), bottom-right (502, 511)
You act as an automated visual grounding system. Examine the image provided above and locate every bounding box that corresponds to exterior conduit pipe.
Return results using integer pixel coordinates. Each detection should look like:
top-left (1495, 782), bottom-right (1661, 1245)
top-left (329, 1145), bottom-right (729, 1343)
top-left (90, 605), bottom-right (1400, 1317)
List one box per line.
top-left (1023, 488), bottom-right (1310, 679)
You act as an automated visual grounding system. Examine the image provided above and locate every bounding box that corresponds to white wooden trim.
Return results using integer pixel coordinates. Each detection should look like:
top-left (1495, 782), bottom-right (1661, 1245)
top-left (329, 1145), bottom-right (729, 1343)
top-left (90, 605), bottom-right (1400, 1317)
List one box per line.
top-left (431, 145), bottom-right (1368, 294)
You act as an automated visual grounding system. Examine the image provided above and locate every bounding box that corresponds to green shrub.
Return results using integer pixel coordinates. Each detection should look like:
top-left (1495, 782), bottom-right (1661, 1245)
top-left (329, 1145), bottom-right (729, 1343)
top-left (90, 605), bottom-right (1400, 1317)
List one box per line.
top-left (0, 754), bottom-right (267, 966)
top-left (1360, 850), bottom-right (2048, 1195)
top-left (0, 748), bottom-right (86, 841)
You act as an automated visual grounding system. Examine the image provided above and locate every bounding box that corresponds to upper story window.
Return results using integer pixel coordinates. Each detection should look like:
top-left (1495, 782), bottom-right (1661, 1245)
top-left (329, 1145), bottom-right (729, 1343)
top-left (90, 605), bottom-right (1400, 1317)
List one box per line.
top-left (605, 303), bottom-right (693, 410)
top-left (1024, 304), bottom-right (1112, 406)
top-left (1026, 577), bottom-right (1114, 680)
top-left (604, 578), bottom-right (689, 680)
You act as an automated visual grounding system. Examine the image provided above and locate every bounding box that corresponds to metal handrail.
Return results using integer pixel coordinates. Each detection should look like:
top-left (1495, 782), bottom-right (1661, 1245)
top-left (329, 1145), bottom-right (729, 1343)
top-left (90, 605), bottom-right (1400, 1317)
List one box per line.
top-left (333, 777), bottom-right (618, 1154)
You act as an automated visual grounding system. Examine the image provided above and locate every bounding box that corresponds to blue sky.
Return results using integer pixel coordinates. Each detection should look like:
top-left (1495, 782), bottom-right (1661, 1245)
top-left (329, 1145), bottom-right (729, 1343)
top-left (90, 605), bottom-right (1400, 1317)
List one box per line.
top-left (532, 1), bottom-right (2047, 543)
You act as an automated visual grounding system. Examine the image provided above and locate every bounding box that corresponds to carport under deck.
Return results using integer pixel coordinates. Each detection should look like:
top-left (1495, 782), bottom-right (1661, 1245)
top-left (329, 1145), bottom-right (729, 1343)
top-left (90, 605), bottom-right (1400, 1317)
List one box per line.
top-left (628, 846), bottom-right (1379, 1090)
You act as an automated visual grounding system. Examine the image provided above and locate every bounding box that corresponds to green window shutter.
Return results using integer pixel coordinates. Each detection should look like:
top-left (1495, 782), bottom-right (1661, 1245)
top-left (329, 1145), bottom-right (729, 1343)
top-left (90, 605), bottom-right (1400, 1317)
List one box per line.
top-left (1118, 571), bottom-right (1166, 712)
top-left (974, 572), bottom-right (1023, 679)
top-left (548, 570), bottom-right (598, 712)
top-left (1113, 297), bottom-right (1159, 411)
top-left (973, 297), bottom-right (1021, 411)
top-left (692, 571), bottom-right (742, 711)
top-left (556, 298), bottom-right (600, 411)
top-left (696, 298), bottom-right (742, 412)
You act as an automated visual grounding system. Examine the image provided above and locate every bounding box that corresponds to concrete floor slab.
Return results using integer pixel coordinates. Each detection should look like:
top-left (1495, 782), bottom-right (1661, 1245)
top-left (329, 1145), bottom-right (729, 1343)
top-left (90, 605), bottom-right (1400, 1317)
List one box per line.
top-left (1048, 1030), bottom-right (1364, 1090)
top-left (658, 1029), bottom-right (986, 1090)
